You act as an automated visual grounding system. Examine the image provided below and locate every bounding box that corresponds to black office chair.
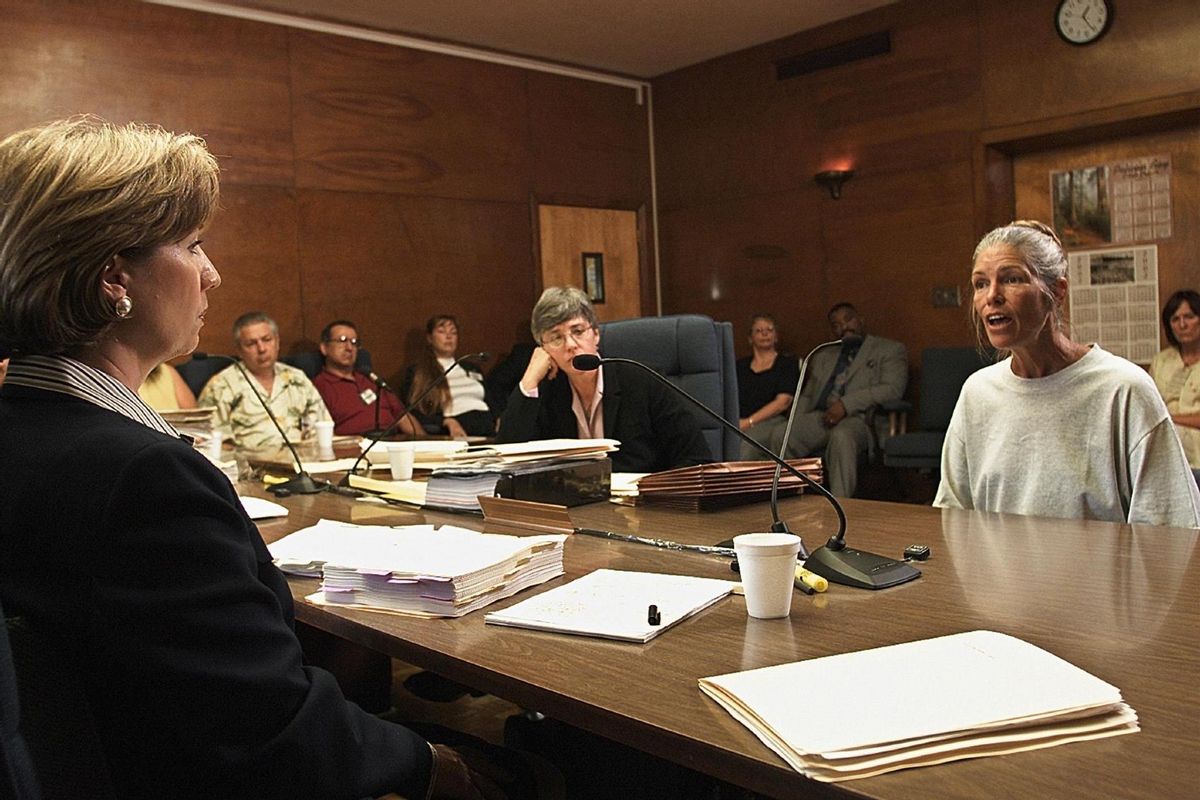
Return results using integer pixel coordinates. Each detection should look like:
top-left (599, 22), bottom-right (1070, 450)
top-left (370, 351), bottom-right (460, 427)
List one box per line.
top-left (883, 347), bottom-right (993, 471)
top-left (176, 355), bottom-right (227, 398)
top-left (0, 607), bottom-right (41, 800)
top-left (282, 349), bottom-right (373, 380)
top-left (5, 613), bottom-right (114, 799)
top-left (598, 315), bottom-right (739, 461)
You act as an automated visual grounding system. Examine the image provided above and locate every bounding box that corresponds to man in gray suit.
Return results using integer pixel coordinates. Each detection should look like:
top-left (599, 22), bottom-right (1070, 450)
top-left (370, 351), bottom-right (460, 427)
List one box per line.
top-left (778, 303), bottom-right (907, 497)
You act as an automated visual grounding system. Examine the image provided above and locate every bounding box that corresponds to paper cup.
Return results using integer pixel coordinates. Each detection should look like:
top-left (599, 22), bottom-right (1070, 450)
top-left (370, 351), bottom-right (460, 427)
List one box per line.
top-left (733, 533), bottom-right (803, 619)
top-left (205, 429), bottom-right (224, 461)
top-left (387, 442), bottom-right (415, 481)
top-left (314, 420), bottom-right (335, 454)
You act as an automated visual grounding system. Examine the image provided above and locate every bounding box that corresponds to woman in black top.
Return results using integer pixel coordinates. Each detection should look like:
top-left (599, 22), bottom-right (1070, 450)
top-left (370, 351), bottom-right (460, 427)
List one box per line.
top-left (736, 314), bottom-right (799, 458)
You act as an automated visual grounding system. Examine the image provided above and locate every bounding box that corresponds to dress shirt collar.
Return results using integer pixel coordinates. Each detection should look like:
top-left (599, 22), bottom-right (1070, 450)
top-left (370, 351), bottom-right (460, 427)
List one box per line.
top-left (4, 354), bottom-right (180, 438)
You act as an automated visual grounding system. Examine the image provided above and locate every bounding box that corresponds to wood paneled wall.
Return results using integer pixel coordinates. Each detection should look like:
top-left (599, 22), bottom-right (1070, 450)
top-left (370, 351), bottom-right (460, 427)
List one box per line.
top-left (652, 0), bottom-right (1200, 376)
top-left (0, 0), bottom-right (652, 384)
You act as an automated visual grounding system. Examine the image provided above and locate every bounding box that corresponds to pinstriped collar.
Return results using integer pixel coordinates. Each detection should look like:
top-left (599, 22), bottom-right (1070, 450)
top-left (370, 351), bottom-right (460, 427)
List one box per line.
top-left (4, 355), bottom-right (179, 438)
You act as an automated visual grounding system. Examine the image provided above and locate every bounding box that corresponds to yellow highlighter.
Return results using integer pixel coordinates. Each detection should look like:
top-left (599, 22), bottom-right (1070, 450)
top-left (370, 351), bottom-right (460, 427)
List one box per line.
top-left (794, 563), bottom-right (828, 593)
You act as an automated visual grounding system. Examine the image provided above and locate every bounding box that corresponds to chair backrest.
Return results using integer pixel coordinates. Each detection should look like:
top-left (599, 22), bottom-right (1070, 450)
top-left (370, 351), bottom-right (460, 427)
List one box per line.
top-left (0, 609), bottom-right (41, 800)
top-left (917, 347), bottom-right (994, 432)
top-left (5, 613), bottom-right (114, 798)
top-left (282, 349), bottom-right (373, 380)
top-left (598, 314), bottom-right (739, 461)
top-left (176, 355), bottom-right (227, 398)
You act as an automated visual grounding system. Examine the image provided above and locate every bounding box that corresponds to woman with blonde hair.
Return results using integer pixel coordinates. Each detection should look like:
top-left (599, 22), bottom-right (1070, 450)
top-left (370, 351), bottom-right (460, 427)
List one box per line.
top-left (0, 118), bottom-right (508, 799)
top-left (934, 220), bottom-right (1199, 526)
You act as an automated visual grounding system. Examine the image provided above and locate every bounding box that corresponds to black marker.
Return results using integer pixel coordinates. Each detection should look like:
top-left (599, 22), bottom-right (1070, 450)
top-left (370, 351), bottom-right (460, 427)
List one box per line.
top-left (647, 604), bottom-right (661, 626)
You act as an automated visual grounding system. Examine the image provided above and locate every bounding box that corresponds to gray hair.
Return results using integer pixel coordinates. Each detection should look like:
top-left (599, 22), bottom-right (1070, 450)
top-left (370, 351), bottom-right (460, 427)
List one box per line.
top-left (530, 286), bottom-right (598, 341)
top-left (971, 220), bottom-right (1068, 350)
top-left (232, 311), bottom-right (278, 342)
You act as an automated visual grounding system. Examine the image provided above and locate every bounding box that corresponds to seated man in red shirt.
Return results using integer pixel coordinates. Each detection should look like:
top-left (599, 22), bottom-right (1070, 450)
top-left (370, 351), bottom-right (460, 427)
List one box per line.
top-left (312, 320), bottom-right (419, 436)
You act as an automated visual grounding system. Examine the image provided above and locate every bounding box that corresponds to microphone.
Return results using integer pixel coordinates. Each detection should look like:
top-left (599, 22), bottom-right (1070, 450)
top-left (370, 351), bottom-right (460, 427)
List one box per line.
top-left (359, 369), bottom-right (393, 440)
top-left (341, 352), bottom-right (490, 485)
top-left (571, 352), bottom-right (812, 550)
top-left (764, 336), bottom-right (920, 590)
top-left (193, 353), bottom-right (327, 496)
top-left (571, 352), bottom-right (920, 590)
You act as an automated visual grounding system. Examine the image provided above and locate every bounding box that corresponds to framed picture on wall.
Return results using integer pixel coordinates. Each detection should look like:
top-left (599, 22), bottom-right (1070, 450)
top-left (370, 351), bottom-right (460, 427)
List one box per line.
top-left (582, 252), bottom-right (605, 303)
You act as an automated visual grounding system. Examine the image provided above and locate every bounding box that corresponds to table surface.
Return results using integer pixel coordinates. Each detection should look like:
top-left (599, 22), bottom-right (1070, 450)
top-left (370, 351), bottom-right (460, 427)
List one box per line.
top-left (248, 485), bottom-right (1200, 800)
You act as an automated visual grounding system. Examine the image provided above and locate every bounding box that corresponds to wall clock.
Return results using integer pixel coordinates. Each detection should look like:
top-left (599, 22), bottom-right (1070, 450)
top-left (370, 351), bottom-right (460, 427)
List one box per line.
top-left (1056, 0), bottom-right (1113, 45)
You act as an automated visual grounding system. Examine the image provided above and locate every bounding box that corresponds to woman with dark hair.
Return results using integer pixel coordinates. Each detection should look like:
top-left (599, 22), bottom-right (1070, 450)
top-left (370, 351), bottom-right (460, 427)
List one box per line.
top-left (736, 313), bottom-right (798, 458)
top-left (934, 220), bottom-right (1199, 527)
top-left (1150, 289), bottom-right (1200, 469)
top-left (403, 314), bottom-right (494, 438)
top-left (0, 118), bottom-right (507, 799)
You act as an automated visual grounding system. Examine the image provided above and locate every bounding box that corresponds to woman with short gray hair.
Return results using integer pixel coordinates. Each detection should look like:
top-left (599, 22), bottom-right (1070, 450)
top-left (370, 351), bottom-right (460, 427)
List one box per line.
top-left (934, 220), bottom-right (1200, 526)
top-left (497, 286), bottom-right (711, 473)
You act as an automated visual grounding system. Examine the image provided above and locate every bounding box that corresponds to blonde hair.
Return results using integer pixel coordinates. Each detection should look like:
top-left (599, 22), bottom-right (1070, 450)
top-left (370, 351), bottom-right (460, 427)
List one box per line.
top-left (0, 117), bottom-right (219, 356)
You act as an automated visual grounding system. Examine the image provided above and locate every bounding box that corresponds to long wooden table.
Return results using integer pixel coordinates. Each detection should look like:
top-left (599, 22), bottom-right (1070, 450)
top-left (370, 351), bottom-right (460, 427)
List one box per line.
top-left (249, 486), bottom-right (1200, 800)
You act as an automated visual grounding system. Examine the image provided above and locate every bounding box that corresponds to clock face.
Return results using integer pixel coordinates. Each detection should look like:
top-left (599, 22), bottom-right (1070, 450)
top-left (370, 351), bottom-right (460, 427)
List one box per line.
top-left (1056, 0), bottom-right (1112, 45)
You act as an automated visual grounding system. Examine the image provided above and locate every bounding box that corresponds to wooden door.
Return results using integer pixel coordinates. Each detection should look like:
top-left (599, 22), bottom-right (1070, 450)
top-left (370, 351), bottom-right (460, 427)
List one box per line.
top-left (537, 205), bottom-right (642, 322)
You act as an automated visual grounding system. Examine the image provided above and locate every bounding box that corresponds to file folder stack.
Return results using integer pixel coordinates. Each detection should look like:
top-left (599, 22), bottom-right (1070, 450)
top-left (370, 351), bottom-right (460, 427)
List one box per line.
top-left (635, 458), bottom-right (824, 511)
top-left (699, 630), bottom-right (1138, 782)
top-left (269, 519), bottom-right (566, 617)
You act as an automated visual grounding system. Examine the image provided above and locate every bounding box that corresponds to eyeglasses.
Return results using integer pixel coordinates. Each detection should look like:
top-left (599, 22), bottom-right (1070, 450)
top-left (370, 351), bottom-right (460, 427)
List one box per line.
top-left (541, 324), bottom-right (595, 350)
top-left (325, 335), bottom-right (360, 346)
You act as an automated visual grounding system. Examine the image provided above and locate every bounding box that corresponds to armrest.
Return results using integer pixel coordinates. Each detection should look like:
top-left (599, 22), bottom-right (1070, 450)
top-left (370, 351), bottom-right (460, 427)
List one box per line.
top-left (879, 400), bottom-right (912, 437)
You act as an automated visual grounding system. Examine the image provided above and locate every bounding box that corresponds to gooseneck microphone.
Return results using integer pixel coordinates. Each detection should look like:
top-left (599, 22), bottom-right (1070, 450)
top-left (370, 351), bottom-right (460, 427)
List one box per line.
top-left (768, 339), bottom-right (843, 534)
top-left (570, 352), bottom-right (823, 555)
top-left (193, 353), bottom-right (327, 496)
top-left (341, 352), bottom-right (490, 485)
top-left (359, 369), bottom-right (396, 439)
top-left (763, 335), bottom-right (919, 589)
top-left (571, 352), bottom-right (920, 590)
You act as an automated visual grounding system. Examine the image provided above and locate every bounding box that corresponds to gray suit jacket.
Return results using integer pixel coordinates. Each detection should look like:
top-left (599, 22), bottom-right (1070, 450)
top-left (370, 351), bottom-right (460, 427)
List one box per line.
top-left (798, 334), bottom-right (908, 431)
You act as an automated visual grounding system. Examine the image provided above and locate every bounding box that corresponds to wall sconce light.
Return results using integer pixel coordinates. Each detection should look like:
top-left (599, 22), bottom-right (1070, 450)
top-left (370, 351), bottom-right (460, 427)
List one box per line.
top-left (814, 169), bottom-right (854, 199)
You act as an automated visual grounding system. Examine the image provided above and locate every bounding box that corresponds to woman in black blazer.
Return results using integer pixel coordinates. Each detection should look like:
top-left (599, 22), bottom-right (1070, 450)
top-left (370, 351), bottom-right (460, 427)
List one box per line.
top-left (0, 119), bottom-right (504, 799)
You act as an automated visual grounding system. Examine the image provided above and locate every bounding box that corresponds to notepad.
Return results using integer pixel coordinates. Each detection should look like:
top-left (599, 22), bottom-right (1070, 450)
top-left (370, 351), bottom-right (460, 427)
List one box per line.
top-left (484, 568), bottom-right (735, 642)
top-left (699, 630), bottom-right (1137, 782)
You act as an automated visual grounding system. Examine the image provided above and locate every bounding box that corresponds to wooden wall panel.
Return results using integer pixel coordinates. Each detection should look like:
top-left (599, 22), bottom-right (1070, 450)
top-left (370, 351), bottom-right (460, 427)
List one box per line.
top-left (288, 31), bottom-right (531, 201)
top-left (198, 185), bottom-right (303, 355)
top-left (979, 0), bottom-right (1200, 130)
top-left (296, 191), bottom-right (534, 383)
top-left (1013, 124), bottom-right (1200, 350)
top-left (653, 0), bottom-right (983, 366)
top-left (0, 0), bottom-right (652, 374)
top-left (527, 74), bottom-right (650, 206)
top-left (652, 0), bottom-right (1200, 392)
top-left (658, 191), bottom-right (826, 355)
top-left (0, 0), bottom-right (295, 188)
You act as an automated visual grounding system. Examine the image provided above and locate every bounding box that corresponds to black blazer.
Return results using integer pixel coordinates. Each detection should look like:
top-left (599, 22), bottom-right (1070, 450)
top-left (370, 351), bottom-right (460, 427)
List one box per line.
top-left (0, 385), bottom-right (431, 800)
top-left (496, 360), bottom-right (712, 473)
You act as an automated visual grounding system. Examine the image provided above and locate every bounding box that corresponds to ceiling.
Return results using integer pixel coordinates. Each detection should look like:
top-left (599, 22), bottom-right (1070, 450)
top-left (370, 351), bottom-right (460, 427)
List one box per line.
top-left (175, 0), bottom-right (897, 78)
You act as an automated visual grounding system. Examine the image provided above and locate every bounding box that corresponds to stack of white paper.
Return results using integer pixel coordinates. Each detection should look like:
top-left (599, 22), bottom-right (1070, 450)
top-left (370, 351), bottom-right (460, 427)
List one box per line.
top-left (699, 630), bottom-right (1137, 782)
top-left (268, 519), bottom-right (566, 617)
top-left (485, 568), bottom-right (735, 642)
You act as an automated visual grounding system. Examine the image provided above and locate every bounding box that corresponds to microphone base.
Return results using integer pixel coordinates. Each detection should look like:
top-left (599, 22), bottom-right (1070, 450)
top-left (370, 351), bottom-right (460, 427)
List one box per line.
top-left (270, 472), bottom-right (328, 496)
top-left (804, 545), bottom-right (920, 590)
top-left (362, 429), bottom-right (390, 440)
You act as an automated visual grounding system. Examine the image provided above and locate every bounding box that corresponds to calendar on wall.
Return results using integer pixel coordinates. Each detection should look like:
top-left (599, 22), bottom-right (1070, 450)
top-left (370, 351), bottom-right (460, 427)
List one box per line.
top-left (1051, 155), bottom-right (1171, 248)
top-left (1067, 245), bottom-right (1159, 365)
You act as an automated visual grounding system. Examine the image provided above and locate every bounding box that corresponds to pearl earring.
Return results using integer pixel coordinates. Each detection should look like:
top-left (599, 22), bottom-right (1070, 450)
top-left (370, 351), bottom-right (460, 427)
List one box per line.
top-left (115, 296), bottom-right (133, 318)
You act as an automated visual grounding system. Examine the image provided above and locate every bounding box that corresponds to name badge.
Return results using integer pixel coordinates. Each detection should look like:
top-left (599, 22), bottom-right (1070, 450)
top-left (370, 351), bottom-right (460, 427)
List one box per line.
top-left (360, 388), bottom-right (378, 405)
